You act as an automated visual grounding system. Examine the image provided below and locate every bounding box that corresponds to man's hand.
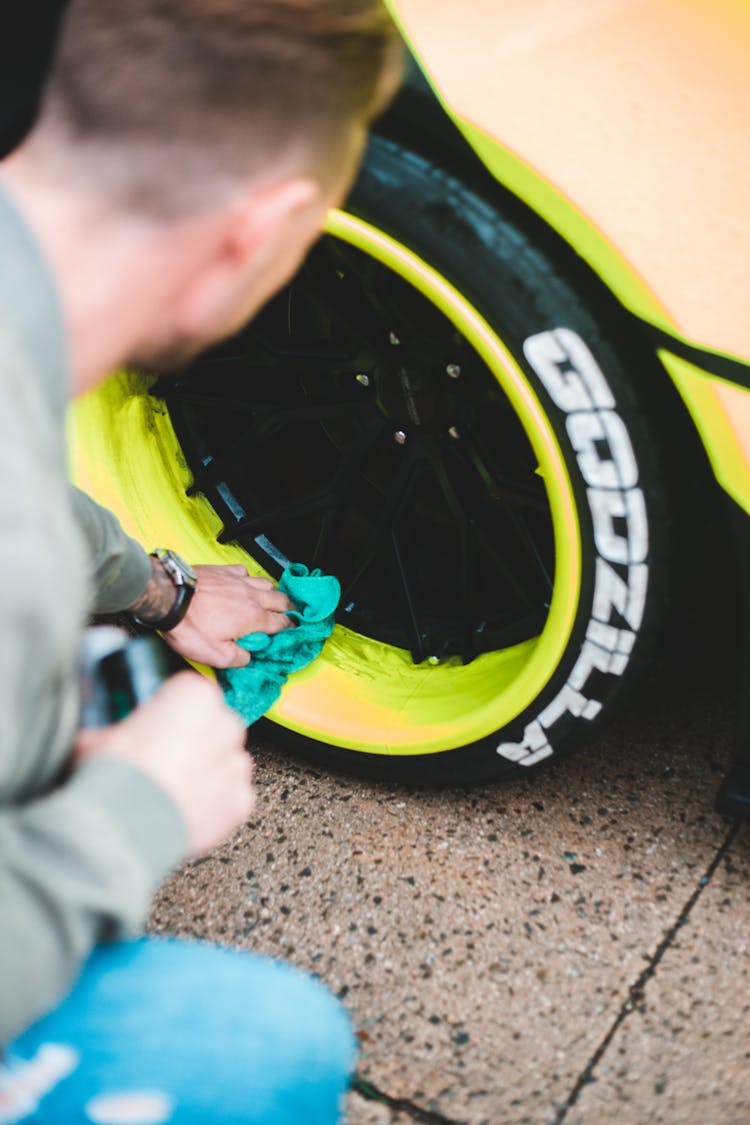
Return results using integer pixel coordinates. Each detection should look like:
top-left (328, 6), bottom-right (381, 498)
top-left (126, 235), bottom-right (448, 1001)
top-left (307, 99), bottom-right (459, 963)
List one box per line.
top-left (74, 672), bottom-right (255, 858)
top-left (166, 565), bottom-right (293, 668)
top-left (130, 561), bottom-right (294, 668)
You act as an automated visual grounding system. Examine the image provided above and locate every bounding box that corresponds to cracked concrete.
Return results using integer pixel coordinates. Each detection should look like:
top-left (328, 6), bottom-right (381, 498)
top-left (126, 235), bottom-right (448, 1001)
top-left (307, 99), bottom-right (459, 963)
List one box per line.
top-left (149, 652), bottom-right (749, 1123)
top-left (563, 822), bottom-right (750, 1125)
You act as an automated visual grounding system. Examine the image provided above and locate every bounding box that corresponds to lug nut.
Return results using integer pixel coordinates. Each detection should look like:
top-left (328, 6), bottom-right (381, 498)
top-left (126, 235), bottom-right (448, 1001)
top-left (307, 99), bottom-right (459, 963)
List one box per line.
top-left (394, 430), bottom-right (407, 445)
top-left (355, 374), bottom-right (370, 386)
top-left (446, 364), bottom-right (462, 379)
top-left (448, 426), bottom-right (460, 439)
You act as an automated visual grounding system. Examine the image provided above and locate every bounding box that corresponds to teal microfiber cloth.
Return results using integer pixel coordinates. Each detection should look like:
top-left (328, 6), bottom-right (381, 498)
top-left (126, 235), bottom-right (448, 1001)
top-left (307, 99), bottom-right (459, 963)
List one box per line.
top-left (219, 563), bottom-right (340, 725)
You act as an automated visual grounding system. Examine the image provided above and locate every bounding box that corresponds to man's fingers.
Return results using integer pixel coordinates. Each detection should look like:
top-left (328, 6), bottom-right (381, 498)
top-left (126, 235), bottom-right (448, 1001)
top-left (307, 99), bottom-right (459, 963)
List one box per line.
top-left (259, 611), bottom-right (294, 635)
top-left (263, 595), bottom-right (294, 614)
top-left (245, 575), bottom-right (275, 591)
top-left (256, 588), bottom-right (294, 614)
top-left (237, 572), bottom-right (295, 617)
top-left (218, 641), bottom-right (252, 670)
top-left (165, 565), bottom-right (298, 667)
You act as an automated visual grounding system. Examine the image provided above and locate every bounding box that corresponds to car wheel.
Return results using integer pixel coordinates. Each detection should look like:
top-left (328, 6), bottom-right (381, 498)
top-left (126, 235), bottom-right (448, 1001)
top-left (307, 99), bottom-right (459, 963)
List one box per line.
top-left (73, 135), bottom-right (676, 783)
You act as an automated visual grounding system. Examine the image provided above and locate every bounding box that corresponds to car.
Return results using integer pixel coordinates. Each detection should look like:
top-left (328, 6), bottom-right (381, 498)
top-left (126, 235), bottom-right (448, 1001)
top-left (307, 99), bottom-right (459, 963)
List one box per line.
top-left (66, 1), bottom-right (750, 807)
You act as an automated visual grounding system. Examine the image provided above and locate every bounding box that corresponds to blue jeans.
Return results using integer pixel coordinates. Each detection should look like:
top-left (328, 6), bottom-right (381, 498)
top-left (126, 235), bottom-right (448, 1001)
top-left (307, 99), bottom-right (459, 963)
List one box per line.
top-left (1, 939), bottom-right (355, 1124)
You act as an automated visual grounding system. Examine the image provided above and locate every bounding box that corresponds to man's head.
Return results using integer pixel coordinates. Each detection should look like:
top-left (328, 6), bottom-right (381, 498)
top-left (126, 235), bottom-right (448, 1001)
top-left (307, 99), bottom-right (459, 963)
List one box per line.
top-left (11, 0), bottom-right (403, 382)
top-left (34, 0), bottom-right (402, 217)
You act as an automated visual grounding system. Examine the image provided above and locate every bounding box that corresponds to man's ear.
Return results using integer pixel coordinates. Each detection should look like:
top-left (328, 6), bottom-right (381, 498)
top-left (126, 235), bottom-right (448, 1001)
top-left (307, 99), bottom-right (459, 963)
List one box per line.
top-left (229, 176), bottom-right (321, 266)
top-left (169, 175), bottom-right (322, 341)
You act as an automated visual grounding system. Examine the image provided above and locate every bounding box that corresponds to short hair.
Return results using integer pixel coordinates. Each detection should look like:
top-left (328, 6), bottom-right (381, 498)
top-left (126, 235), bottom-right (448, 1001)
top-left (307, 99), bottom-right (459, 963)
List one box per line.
top-left (32, 0), bottom-right (402, 215)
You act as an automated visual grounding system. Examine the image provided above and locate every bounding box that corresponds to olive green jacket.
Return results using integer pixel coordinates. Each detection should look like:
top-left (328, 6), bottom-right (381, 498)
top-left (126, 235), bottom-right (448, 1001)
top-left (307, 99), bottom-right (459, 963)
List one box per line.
top-left (0, 181), bottom-right (187, 1044)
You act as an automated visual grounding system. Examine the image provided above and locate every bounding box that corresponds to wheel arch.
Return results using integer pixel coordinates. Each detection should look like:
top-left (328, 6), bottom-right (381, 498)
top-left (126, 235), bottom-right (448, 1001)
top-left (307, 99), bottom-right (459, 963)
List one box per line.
top-left (361, 99), bottom-right (735, 669)
top-left (367, 88), bottom-right (721, 537)
top-left (377, 49), bottom-right (750, 530)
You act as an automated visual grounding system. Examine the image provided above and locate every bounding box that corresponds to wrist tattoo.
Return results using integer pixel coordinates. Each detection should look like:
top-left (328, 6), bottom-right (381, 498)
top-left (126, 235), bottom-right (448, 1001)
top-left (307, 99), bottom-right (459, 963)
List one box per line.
top-left (128, 557), bottom-right (178, 625)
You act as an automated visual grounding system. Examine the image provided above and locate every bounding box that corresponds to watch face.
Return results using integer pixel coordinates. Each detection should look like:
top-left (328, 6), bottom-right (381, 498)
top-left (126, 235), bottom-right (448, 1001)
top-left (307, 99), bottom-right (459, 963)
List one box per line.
top-left (158, 549), bottom-right (197, 587)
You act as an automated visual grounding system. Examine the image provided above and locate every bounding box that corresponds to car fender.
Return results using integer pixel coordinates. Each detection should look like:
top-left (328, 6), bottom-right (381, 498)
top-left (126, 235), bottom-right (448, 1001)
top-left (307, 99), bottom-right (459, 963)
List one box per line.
top-left (387, 0), bottom-right (750, 511)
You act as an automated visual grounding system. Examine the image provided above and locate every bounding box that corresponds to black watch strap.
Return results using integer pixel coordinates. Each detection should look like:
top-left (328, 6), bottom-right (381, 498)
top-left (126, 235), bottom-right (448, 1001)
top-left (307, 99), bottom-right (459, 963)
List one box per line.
top-left (131, 549), bottom-right (197, 632)
top-left (142, 580), bottom-right (194, 632)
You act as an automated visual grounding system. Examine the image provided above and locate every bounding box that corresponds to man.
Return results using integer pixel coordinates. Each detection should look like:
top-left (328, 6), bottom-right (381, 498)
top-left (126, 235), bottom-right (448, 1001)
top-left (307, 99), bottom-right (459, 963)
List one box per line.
top-left (0, 1), bottom-right (402, 1120)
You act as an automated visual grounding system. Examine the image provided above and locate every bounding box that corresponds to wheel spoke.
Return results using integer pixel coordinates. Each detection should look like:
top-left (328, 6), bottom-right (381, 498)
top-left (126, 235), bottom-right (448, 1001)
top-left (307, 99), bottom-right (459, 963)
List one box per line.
top-left (461, 431), bottom-right (548, 512)
top-left (340, 448), bottom-right (423, 604)
top-left (385, 528), bottom-right (427, 665)
top-left (429, 445), bottom-right (542, 614)
top-left (186, 398), bottom-right (370, 497)
top-left (218, 325), bottom-right (365, 372)
top-left (157, 385), bottom-right (266, 414)
top-left (301, 252), bottom-right (388, 347)
top-left (310, 416), bottom-right (387, 567)
top-left (449, 435), bottom-right (553, 596)
top-left (218, 489), bottom-right (332, 543)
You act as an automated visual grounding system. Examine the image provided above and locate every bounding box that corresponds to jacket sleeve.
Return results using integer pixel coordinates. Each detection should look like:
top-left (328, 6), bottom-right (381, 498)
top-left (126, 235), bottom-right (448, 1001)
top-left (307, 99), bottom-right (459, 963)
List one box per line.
top-left (70, 487), bottom-right (153, 613)
top-left (0, 755), bottom-right (187, 1044)
top-left (0, 242), bottom-right (186, 1046)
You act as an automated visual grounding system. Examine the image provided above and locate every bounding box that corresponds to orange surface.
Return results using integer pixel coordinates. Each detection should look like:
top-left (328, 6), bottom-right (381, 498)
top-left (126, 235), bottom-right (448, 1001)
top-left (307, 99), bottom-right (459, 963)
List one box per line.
top-left (397, 0), bottom-right (750, 359)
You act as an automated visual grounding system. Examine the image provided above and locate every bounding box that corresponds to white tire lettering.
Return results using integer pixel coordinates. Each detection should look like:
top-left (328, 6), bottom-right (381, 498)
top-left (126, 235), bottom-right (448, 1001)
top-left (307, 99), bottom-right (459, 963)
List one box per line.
top-left (592, 559), bottom-right (648, 632)
top-left (625, 561), bottom-right (648, 629)
top-left (498, 328), bottom-right (650, 768)
top-left (587, 488), bottom-right (629, 564)
top-left (567, 410), bottom-right (639, 490)
top-left (569, 639), bottom-right (629, 688)
top-left (523, 745), bottom-right (556, 767)
top-left (496, 720), bottom-right (553, 765)
top-left (622, 489), bottom-right (649, 565)
top-left (586, 618), bottom-right (636, 656)
top-left (539, 681), bottom-right (602, 727)
top-left (588, 487), bottom-right (649, 566)
top-left (523, 327), bottom-right (615, 412)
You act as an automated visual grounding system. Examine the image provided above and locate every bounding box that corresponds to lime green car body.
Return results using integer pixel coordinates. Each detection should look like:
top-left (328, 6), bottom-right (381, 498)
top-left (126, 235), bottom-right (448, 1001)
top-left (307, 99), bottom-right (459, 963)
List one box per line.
top-left (389, 0), bottom-right (750, 518)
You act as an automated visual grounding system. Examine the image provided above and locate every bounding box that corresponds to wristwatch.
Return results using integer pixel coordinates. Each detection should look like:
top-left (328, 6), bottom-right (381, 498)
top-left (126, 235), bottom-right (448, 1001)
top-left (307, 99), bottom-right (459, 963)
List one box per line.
top-left (133, 548), bottom-right (197, 632)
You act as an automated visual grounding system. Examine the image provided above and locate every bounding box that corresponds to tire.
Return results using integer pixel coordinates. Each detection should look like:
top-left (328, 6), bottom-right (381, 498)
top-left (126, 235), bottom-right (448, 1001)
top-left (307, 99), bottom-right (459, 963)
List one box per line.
top-left (72, 135), bottom-right (675, 784)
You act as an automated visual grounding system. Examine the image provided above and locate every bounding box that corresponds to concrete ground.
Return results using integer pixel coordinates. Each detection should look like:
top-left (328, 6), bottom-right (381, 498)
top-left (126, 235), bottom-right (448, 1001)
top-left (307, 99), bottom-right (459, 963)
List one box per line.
top-left (149, 650), bottom-right (750, 1124)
